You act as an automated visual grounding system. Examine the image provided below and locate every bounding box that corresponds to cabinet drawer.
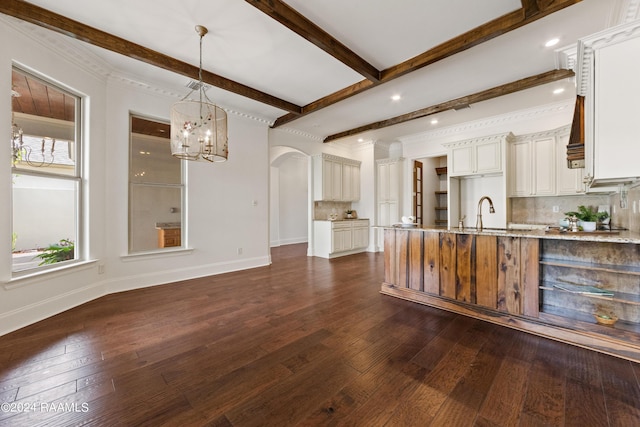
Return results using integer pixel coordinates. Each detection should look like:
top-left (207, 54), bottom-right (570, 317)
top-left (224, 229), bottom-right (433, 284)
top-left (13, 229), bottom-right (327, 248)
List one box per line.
top-left (352, 220), bottom-right (369, 228)
top-left (158, 228), bottom-right (181, 248)
top-left (331, 221), bottom-right (352, 229)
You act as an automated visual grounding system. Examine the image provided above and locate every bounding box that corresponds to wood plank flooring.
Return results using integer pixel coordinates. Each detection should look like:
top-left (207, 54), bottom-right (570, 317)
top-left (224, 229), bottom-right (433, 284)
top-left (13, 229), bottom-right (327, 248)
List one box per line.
top-left (1, 243), bottom-right (639, 426)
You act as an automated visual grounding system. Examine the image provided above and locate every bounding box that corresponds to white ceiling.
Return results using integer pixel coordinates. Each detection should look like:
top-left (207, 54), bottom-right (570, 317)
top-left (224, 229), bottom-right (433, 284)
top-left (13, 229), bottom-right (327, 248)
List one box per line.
top-left (5, 0), bottom-right (626, 143)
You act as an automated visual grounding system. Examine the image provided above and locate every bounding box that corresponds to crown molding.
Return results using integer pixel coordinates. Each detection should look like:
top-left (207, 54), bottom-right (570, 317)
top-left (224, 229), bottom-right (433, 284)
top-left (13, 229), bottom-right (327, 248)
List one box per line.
top-left (276, 126), bottom-right (323, 142)
top-left (442, 132), bottom-right (514, 149)
top-left (399, 99), bottom-right (572, 147)
top-left (609, 0), bottom-right (640, 25)
top-left (576, 19), bottom-right (640, 96)
top-left (513, 124), bottom-right (571, 142)
top-left (1, 16), bottom-right (111, 80)
top-left (2, 16), bottom-right (279, 128)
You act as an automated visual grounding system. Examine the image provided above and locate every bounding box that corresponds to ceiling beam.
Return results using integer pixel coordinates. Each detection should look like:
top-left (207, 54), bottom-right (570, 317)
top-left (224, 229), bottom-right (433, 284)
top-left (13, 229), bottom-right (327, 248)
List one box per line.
top-left (273, 0), bottom-right (582, 128)
top-left (244, 0), bottom-right (381, 82)
top-left (323, 68), bottom-right (575, 143)
top-left (0, 0), bottom-right (302, 114)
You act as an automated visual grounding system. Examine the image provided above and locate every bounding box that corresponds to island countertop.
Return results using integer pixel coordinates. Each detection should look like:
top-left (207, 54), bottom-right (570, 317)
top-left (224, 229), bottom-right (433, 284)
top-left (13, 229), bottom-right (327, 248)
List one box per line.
top-left (374, 225), bottom-right (640, 244)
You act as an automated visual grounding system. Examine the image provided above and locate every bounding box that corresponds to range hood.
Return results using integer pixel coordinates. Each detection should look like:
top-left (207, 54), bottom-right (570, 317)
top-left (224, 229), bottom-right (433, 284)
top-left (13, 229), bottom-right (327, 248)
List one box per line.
top-left (566, 95), bottom-right (584, 169)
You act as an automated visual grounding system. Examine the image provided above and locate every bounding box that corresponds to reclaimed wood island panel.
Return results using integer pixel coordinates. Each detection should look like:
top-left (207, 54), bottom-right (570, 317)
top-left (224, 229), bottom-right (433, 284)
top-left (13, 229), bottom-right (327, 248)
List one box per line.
top-left (380, 226), bottom-right (640, 362)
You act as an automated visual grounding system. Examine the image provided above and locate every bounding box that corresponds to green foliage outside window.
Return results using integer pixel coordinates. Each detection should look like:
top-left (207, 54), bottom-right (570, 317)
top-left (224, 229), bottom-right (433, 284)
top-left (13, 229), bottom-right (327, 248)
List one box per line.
top-left (36, 239), bottom-right (75, 265)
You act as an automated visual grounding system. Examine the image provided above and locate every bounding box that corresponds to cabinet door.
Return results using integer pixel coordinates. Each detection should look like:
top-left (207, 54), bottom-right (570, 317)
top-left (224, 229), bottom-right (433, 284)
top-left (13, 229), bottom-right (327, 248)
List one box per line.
top-left (352, 164), bottom-right (361, 201)
top-left (341, 163), bottom-right (360, 201)
top-left (594, 36), bottom-right (640, 181)
top-left (321, 158), bottom-right (334, 200)
top-left (378, 163), bottom-right (390, 200)
top-left (450, 145), bottom-right (474, 176)
top-left (342, 163), bottom-right (353, 201)
top-left (352, 226), bottom-right (369, 249)
top-left (330, 160), bottom-right (342, 200)
top-left (509, 141), bottom-right (531, 196)
top-left (532, 137), bottom-right (555, 196)
top-left (332, 228), bottom-right (352, 253)
top-left (556, 133), bottom-right (584, 195)
top-left (388, 161), bottom-right (400, 201)
top-left (475, 140), bottom-right (502, 174)
top-left (377, 202), bottom-right (397, 249)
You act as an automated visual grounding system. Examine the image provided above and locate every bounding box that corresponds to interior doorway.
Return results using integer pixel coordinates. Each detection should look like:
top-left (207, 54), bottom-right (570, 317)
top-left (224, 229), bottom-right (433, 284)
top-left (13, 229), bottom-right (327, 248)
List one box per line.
top-left (412, 155), bottom-right (447, 227)
top-left (413, 160), bottom-right (423, 225)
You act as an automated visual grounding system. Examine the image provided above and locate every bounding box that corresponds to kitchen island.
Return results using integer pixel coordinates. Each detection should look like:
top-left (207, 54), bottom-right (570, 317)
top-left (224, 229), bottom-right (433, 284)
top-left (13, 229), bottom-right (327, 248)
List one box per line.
top-left (380, 226), bottom-right (640, 362)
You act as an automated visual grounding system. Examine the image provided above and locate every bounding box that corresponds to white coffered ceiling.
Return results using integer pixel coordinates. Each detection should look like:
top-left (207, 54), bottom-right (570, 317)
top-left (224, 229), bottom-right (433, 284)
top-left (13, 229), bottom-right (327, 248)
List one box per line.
top-left (2, 0), bottom-right (627, 144)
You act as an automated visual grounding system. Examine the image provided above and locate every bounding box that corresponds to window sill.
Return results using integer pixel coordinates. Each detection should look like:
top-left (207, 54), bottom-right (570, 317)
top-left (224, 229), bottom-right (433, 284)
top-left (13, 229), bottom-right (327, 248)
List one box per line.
top-left (4, 259), bottom-right (98, 290)
top-left (121, 247), bottom-right (194, 262)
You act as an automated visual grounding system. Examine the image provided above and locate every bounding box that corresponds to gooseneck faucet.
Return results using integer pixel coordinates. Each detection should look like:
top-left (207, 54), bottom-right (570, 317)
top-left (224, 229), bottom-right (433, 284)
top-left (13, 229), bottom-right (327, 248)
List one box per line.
top-left (476, 196), bottom-right (495, 230)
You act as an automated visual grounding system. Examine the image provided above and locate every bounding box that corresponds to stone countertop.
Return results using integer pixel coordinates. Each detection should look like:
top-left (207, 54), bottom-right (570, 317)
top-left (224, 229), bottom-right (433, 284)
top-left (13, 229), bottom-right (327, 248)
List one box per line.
top-left (374, 225), bottom-right (640, 244)
top-left (315, 218), bottom-right (370, 222)
top-left (155, 222), bottom-right (181, 229)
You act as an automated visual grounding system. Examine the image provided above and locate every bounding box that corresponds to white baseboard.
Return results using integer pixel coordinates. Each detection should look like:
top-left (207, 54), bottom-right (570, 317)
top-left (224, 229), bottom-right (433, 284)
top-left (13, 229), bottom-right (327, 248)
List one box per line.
top-left (0, 256), bottom-right (270, 337)
top-left (0, 282), bottom-right (106, 336)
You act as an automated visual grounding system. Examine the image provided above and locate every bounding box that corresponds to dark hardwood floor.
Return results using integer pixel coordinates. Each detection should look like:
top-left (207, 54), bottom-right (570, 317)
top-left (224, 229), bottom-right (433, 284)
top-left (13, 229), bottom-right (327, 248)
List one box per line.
top-left (1, 243), bottom-right (639, 426)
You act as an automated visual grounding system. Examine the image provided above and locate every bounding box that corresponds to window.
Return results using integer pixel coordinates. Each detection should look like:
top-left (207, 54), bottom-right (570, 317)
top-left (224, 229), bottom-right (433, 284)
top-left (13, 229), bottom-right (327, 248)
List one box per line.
top-left (11, 67), bottom-right (82, 274)
top-left (129, 115), bottom-right (184, 253)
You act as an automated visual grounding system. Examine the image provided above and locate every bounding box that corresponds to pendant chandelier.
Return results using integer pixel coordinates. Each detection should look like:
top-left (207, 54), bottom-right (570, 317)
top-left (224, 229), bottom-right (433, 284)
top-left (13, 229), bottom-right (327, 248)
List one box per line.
top-left (170, 25), bottom-right (228, 162)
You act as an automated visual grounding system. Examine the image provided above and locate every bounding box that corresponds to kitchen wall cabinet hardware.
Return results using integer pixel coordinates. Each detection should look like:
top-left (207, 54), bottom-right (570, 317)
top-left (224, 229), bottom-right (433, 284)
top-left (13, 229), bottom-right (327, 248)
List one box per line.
top-left (312, 154), bottom-right (361, 201)
top-left (313, 219), bottom-right (369, 258)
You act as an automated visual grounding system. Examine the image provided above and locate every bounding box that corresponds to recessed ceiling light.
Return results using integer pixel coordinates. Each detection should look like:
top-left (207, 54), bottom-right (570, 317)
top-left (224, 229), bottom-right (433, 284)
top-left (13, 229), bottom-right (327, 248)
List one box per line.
top-left (553, 88), bottom-right (565, 94)
top-left (357, 138), bottom-right (364, 142)
top-left (391, 94), bottom-right (401, 101)
top-left (545, 38), bottom-right (560, 47)
top-left (431, 119), bottom-right (438, 125)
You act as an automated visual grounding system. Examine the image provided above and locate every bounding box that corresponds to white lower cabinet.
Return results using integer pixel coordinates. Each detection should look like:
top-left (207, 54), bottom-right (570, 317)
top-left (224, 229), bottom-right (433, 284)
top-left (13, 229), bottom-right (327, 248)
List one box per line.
top-left (313, 219), bottom-right (369, 259)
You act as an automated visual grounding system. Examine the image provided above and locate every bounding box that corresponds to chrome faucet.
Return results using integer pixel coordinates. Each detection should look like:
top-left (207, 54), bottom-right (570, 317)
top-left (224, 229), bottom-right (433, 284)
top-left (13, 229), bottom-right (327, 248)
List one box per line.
top-left (476, 196), bottom-right (495, 230)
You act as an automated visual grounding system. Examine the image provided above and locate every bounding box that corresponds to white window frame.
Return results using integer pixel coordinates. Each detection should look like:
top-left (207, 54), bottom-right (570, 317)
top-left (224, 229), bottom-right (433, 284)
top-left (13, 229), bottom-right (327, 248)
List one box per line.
top-left (128, 114), bottom-right (185, 254)
top-left (11, 66), bottom-right (84, 278)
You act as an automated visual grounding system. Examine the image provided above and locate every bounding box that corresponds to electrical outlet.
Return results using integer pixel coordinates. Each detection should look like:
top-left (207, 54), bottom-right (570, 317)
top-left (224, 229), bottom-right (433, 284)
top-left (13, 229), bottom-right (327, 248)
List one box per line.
top-left (98, 264), bottom-right (105, 274)
top-left (237, 247), bottom-right (243, 255)
top-left (552, 206), bottom-right (559, 213)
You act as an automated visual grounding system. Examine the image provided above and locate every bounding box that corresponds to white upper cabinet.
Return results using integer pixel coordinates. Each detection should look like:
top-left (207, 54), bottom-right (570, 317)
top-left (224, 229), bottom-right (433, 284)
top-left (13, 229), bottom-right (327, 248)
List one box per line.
top-left (445, 133), bottom-right (511, 177)
top-left (556, 131), bottom-right (584, 195)
top-left (508, 127), bottom-right (584, 198)
top-left (593, 35), bottom-right (640, 182)
top-left (531, 137), bottom-right (556, 196)
top-left (577, 21), bottom-right (640, 188)
top-left (377, 158), bottom-right (402, 202)
top-left (313, 154), bottom-right (361, 201)
top-left (509, 140), bottom-right (531, 197)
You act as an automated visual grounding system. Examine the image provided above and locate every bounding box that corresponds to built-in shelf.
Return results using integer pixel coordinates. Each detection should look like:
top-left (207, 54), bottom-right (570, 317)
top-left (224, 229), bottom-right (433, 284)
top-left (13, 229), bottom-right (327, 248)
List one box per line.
top-left (540, 281), bottom-right (640, 306)
top-left (540, 257), bottom-right (640, 276)
top-left (434, 190), bottom-right (447, 226)
top-left (539, 309), bottom-right (640, 341)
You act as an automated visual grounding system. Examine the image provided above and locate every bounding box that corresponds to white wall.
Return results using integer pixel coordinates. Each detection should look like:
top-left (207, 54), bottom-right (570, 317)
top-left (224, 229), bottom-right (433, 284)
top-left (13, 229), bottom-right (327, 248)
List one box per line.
top-left (0, 18), bottom-right (271, 335)
top-left (270, 153), bottom-right (308, 247)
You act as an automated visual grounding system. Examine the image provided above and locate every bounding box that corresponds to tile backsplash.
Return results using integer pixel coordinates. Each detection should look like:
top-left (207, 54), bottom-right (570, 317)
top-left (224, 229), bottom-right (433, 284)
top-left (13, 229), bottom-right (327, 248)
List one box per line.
top-left (314, 201), bottom-right (353, 220)
top-left (510, 186), bottom-right (640, 232)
